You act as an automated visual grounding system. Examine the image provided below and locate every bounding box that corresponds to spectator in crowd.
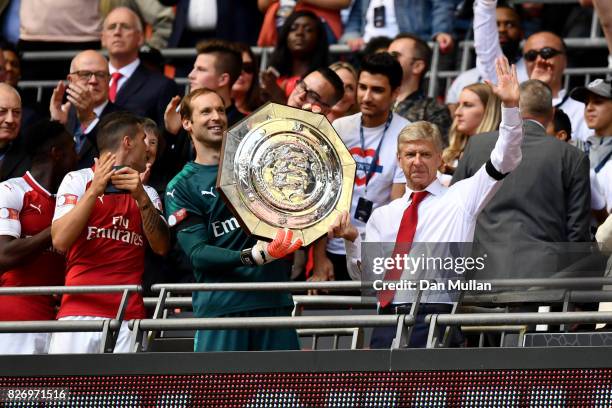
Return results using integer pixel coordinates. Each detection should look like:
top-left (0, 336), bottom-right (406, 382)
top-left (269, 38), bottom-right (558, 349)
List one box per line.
top-left (257, 0), bottom-right (350, 46)
top-left (18, 0), bottom-right (102, 81)
top-left (49, 112), bottom-right (170, 354)
top-left (50, 50), bottom-right (121, 169)
top-left (389, 33), bottom-right (452, 143)
top-left (571, 79), bottom-right (612, 215)
top-left (0, 120), bottom-right (77, 355)
top-left (341, 0), bottom-right (455, 54)
top-left (469, 0), bottom-right (591, 143)
top-left (547, 108), bottom-right (572, 143)
top-left (442, 83), bottom-right (501, 170)
top-left (99, 0), bottom-right (175, 50)
top-left (140, 117), bottom-right (161, 187)
top-left (447, 1), bottom-right (527, 114)
top-left (327, 61), bottom-right (358, 122)
top-left (165, 88), bottom-right (302, 351)
top-left (160, 40), bottom-right (244, 188)
top-left (260, 10), bottom-right (329, 102)
top-left (0, 84), bottom-right (28, 182)
top-left (162, 0), bottom-right (264, 49)
top-left (285, 67), bottom-right (345, 116)
top-left (331, 56), bottom-right (523, 348)
top-left (101, 6), bottom-right (179, 127)
top-left (311, 53), bottom-right (409, 286)
top-left (0, 41), bottom-right (43, 131)
top-left (452, 79), bottom-right (591, 281)
top-left (231, 43), bottom-right (263, 116)
top-left (362, 36), bottom-right (392, 56)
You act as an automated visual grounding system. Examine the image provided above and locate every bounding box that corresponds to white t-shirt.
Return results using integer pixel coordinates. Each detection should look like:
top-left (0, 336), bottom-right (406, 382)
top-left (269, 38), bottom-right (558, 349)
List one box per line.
top-left (363, 0), bottom-right (398, 42)
top-left (327, 112), bottom-right (409, 255)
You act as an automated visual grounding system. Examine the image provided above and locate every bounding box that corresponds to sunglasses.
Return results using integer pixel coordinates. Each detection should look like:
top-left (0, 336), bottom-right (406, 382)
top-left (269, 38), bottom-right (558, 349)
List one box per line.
top-left (242, 63), bottom-right (255, 74)
top-left (523, 47), bottom-right (564, 62)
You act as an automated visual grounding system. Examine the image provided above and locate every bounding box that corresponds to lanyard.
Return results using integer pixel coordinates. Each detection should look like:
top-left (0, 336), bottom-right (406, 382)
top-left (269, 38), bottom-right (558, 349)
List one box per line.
top-left (359, 112), bottom-right (393, 190)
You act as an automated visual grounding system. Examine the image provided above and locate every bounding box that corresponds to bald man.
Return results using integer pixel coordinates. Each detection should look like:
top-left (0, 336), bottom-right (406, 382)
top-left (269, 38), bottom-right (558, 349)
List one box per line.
top-left (101, 7), bottom-right (178, 127)
top-left (0, 83), bottom-right (27, 181)
top-left (50, 50), bottom-right (121, 168)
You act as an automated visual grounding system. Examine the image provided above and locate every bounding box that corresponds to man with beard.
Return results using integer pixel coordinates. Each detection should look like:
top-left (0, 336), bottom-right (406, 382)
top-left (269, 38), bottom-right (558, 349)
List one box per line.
top-left (446, 3), bottom-right (527, 114)
top-left (164, 88), bottom-right (303, 351)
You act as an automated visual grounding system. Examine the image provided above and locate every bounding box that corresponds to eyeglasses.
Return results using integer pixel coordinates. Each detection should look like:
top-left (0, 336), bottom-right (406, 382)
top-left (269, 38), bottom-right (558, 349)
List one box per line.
top-left (242, 63), bottom-right (255, 74)
top-left (70, 70), bottom-right (109, 80)
top-left (295, 80), bottom-right (330, 110)
top-left (523, 47), bottom-right (564, 62)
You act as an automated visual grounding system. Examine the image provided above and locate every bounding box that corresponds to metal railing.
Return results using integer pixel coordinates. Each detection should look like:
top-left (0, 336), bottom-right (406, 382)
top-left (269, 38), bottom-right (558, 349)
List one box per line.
top-left (0, 285), bottom-right (141, 353)
top-left (17, 35), bottom-right (612, 103)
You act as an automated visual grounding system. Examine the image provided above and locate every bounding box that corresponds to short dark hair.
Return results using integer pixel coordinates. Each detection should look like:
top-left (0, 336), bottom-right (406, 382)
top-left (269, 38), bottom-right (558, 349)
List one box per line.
top-left (553, 108), bottom-right (572, 136)
top-left (196, 39), bottom-right (243, 87)
top-left (96, 111), bottom-right (143, 153)
top-left (394, 33), bottom-right (432, 72)
top-left (362, 36), bottom-right (392, 57)
top-left (25, 120), bottom-right (71, 161)
top-left (180, 88), bottom-right (223, 120)
top-left (359, 52), bottom-right (403, 91)
top-left (315, 67), bottom-right (345, 106)
top-left (0, 40), bottom-right (21, 60)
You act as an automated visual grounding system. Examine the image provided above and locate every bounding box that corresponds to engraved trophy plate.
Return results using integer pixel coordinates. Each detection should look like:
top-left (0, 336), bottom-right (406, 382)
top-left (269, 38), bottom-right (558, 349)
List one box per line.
top-left (217, 103), bottom-right (356, 246)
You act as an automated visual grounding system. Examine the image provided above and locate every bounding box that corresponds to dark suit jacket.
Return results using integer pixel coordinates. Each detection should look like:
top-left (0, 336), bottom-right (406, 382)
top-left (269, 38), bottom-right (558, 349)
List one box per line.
top-left (114, 63), bottom-right (179, 127)
top-left (0, 136), bottom-right (29, 182)
top-left (66, 101), bottom-right (121, 169)
top-left (451, 120), bottom-right (592, 279)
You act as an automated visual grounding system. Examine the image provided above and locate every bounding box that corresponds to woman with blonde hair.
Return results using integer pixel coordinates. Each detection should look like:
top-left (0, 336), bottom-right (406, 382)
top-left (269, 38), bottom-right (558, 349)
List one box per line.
top-left (327, 61), bottom-right (358, 122)
top-left (442, 83), bottom-right (502, 170)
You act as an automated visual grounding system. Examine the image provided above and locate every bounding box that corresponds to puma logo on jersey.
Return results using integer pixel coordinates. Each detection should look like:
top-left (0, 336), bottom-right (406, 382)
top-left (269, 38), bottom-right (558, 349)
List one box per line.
top-left (201, 187), bottom-right (216, 198)
top-left (166, 189), bottom-right (176, 198)
top-left (3, 184), bottom-right (12, 191)
top-left (29, 203), bottom-right (42, 214)
top-left (98, 194), bottom-right (104, 204)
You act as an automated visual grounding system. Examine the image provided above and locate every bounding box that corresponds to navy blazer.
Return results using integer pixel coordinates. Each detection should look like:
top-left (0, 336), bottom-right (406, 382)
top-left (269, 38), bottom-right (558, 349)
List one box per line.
top-left (113, 63), bottom-right (179, 127)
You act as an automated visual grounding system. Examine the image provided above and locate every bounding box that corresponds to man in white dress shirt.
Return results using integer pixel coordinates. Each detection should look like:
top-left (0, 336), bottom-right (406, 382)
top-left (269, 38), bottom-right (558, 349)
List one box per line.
top-left (329, 56), bottom-right (523, 348)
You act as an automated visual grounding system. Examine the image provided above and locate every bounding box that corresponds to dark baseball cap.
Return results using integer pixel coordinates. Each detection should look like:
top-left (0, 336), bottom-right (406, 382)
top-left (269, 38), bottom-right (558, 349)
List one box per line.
top-left (571, 78), bottom-right (612, 103)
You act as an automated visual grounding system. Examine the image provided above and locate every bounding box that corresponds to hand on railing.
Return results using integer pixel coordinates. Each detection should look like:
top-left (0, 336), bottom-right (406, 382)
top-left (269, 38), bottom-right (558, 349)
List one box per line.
top-left (435, 33), bottom-right (455, 54)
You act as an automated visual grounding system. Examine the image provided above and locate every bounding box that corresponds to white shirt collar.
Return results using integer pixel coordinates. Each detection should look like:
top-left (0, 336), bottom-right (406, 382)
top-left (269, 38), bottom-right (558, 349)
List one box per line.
top-left (94, 100), bottom-right (109, 117)
top-left (403, 178), bottom-right (445, 201)
top-left (552, 88), bottom-right (567, 105)
top-left (109, 58), bottom-right (140, 79)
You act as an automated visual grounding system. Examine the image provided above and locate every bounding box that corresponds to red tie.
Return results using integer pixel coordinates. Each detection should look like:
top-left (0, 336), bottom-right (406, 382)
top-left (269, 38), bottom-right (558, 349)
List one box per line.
top-left (108, 72), bottom-right (123, 103)
top-left (378, 191), bottom-right (429, 308)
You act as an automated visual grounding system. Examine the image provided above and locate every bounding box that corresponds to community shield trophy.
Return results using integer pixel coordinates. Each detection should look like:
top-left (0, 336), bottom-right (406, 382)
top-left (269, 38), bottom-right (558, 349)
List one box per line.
top-left (217, 103), bottom-right (356, 246)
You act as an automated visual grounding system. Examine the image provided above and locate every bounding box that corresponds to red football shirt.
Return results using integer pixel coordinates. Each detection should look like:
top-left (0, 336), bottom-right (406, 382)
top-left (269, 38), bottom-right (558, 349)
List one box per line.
top-left (53, 168), bottom-right (162, 319)
top-left (0, 172), bottom-right (65, 321)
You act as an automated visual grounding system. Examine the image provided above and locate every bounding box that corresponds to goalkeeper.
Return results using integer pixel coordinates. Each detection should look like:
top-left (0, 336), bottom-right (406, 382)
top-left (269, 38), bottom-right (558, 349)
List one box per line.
top-left (165, 88), bottom-right (302, 351)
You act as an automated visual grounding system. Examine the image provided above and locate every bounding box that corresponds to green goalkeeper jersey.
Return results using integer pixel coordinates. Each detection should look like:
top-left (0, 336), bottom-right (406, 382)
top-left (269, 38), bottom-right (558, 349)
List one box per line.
top-left (165, 162), bottom-right (294, 318)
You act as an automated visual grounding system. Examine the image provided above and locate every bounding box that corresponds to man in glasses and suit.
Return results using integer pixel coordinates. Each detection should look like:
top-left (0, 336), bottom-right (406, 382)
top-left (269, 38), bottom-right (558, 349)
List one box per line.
top-left (50, 50), bottom-right (121, 169)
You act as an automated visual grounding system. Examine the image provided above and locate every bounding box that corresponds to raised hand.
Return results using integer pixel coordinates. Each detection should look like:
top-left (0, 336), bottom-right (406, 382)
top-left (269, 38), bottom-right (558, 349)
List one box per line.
top-left (90, 152), bottom-right (116, 197)
top-left (111, 166), bottom-right (147, 202)
top-left (66, 82), bottom-right (95, 125)
top-left (49, 81), bottom-right (70, 124)
top-left (485, 56), bottom-right (520, 108)
top-left (328, 211), bottom-right (359, 243)
top-left (164, 95), bottom-right (182, 135)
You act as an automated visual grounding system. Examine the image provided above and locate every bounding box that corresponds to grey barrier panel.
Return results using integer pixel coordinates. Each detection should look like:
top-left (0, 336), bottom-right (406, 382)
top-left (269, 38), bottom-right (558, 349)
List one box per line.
top-left (1, 347), bottom-right (612, 377)
top-left (430, 311), bottom-right (612, 326)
